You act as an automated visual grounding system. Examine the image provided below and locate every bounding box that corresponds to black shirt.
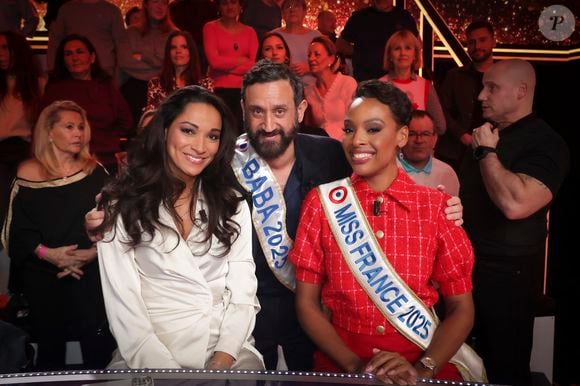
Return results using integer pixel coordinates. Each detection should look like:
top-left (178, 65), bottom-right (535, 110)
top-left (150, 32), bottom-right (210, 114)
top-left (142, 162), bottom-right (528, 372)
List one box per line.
top-left (460, 114), bottom-right (570, 258)
top-left (341, 6), bottom-right (417, 82)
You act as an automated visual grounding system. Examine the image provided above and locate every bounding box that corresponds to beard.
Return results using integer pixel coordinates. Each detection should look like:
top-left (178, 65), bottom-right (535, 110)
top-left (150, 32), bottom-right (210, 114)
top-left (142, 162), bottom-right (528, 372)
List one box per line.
top-left (245, 118), bottom-right (299, 160)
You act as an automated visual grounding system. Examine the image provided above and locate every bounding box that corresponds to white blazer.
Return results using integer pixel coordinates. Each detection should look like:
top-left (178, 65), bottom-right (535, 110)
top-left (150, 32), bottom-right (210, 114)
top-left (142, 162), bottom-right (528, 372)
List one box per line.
top-left (97, 191), bottom-right (262, 369)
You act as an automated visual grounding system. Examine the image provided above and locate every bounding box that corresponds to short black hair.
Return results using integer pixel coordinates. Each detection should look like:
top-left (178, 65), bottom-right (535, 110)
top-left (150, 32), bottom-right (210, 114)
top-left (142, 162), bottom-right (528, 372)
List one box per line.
top-left (466, 20), bottom-right (494, 36)
top-left (355, 80), bottom-right (412, 127)
top-left (242, 59), bottom-right (304, 107)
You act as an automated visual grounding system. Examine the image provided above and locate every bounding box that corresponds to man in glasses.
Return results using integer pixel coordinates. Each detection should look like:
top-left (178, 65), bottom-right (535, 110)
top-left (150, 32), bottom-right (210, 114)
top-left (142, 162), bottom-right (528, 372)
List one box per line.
top-left (398, 109), bottom-right (459, 195)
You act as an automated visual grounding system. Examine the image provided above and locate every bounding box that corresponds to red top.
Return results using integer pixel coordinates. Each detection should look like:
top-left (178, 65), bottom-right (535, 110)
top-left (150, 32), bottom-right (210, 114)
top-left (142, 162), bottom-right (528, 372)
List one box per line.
top-left (203, 20), bottom-right (258, 88)
top-left (290, 171), bottom-right (474, 336)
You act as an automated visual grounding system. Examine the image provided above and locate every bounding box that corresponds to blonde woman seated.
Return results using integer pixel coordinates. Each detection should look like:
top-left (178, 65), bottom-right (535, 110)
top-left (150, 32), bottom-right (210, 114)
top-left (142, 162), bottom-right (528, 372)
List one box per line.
top-left (94, 86), bottom-right (264, 370)
top-left (2, 100), bottom-right (114, 370)
top-left (304, 36), bottom-right (357, 140)
top-left (379, 29), bottom-right (446, 135)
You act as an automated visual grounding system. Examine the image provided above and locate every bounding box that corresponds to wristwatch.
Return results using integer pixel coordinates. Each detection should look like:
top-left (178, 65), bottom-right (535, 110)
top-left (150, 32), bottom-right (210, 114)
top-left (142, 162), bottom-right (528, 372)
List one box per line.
top-left (419, 356), bottom-right (438, 376)
top-left (473, 145), bottom-right (496, 161)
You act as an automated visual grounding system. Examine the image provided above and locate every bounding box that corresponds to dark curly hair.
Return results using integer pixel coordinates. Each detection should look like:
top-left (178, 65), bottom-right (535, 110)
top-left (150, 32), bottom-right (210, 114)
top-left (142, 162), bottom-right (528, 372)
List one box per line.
top-left (97, 86), bottom-right (242, 256)
top-left (355, 80), bottom-right (412, 127)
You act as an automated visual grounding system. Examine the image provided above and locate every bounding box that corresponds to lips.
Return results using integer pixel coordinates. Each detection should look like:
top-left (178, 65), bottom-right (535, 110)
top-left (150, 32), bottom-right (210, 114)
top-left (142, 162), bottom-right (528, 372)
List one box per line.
top-left (183, 153), bottom-right (206, 164)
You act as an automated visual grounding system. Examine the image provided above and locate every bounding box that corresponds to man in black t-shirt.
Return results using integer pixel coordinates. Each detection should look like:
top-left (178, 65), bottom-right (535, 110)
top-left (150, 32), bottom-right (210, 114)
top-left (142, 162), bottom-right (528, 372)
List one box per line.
top-left (336, 0), bottom-right (417, 82)
top-left (460, 59), bottom-right (569, 386)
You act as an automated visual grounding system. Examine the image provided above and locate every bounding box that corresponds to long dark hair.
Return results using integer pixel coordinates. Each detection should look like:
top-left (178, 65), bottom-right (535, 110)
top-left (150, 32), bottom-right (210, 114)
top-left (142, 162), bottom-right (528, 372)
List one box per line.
top-left (97, 86), bottom-right (242, 256)
top-left (159, 31), bottom-right (201, 94)
top-left (51, 34), bottom-right (111, 82)
top-left (0, 30), bottom-right (42, 113)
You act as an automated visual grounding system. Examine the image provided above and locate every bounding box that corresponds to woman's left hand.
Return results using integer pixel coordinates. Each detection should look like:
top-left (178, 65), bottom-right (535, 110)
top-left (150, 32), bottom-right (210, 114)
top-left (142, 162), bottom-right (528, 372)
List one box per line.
top-left (206, 351), bottom-right (235, 370)
top-left (364, 348), bottom-right (418, 385)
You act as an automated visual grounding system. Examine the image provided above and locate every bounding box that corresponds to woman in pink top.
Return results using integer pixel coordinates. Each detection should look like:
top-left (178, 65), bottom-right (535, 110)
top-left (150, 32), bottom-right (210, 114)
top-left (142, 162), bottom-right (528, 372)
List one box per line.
top-left (379, 29), bottom-right (446, 135)
top-left (203, 0), bottom-right (258, 133)
top-left (304, 36), bottom-right (356, 140)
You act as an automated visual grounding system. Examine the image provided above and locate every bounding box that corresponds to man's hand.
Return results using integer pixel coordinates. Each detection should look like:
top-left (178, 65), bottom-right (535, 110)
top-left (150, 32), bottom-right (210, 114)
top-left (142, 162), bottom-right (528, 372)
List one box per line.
top-left (438, 186), bottom-right (463, 226)
top-left (471, 122), bottom-right (499, 149)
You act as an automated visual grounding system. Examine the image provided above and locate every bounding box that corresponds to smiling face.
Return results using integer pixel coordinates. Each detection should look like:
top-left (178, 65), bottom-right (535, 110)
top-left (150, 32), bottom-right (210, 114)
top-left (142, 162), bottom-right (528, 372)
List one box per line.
top-left (170, 35), bottom-right (190, 69)
top-left (467, 27), bottom-right (495, 64)
top-left (166, 102), bottom-right (222, 186)
top-left (49, 110), bottom-right (87, 157)
top-left (343, 97), bottom-right (408, 190)
top-left (308, 42), bottom-right (333, 75)
top-left (262, 35), bottom-right (289, 64)
top-left (243, 80), bottom-right (306, 160)
top-left (63, 39), bottom-right (95, 80)
top-left (389, 37), bottom-right (416, 71)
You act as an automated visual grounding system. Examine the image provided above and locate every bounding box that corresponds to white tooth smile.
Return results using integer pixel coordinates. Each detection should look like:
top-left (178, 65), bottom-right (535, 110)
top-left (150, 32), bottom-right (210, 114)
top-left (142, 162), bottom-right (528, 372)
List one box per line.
top-left (184, 154), bottom-right (204, 163)
top-left (352, 153), bottom-right (373, 160)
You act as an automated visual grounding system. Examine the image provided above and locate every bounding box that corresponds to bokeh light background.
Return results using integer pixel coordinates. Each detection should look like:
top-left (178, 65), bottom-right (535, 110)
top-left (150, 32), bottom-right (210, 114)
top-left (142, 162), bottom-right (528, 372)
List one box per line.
top-left (35, 0), bottom-right (579, 46)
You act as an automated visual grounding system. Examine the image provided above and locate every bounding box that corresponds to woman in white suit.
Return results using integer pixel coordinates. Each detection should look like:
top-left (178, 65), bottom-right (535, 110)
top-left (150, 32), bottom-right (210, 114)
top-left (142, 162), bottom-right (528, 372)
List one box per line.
top-left (95, 86), bottom-right (264, 370)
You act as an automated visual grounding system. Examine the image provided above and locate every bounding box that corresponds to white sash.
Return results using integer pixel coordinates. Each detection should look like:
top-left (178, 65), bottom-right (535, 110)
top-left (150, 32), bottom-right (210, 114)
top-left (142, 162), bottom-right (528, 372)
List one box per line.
top-left (318, 178), bottom-right (486, 383)
top-left (232, 134), bottom-right (295, 291)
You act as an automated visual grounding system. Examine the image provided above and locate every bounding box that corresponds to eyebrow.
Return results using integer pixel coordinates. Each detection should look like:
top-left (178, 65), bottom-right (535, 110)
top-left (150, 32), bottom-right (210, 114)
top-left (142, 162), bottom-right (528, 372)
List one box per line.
top-left (177, 121), bottom-right (199, 128)
top-left (247, 103), bottom-right (288, 109)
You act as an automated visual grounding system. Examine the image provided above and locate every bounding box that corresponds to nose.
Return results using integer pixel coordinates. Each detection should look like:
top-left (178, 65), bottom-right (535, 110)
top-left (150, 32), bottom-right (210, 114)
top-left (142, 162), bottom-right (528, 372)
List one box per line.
top-left (352, 128), bottom-right (367, 146)
top-left (478, 89), bottom-right (486, 101)
top-left (191, 135), bottom-right (207, 153)
top-left (263, 111), bottom-right (275, 132)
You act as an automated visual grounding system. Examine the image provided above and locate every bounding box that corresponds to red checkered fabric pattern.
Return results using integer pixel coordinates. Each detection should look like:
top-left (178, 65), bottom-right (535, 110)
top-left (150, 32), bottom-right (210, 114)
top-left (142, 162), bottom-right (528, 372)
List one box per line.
top-left (289, 171), bottom-right (474, 336)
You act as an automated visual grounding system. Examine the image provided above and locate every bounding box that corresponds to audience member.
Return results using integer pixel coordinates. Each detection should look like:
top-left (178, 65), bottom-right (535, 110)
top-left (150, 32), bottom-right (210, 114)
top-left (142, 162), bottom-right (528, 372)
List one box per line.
top-left (460, 59), bottom-right (569, 386)
top-left (47, 0), bottom-right (126, 77)
top-left (258, 31), bottom-right (290, 64)
top-left (290, 80), bottom-right (485, 383)
top-left (273, 0), bottom-right (321, 83)
top-left (303, 36), bottom-right (356, 140)
top-left (337, 0), bottom-right (417, 82)
top-left (95, 86), bottom-right (264, 370)
top-left (124, 6), bottom-right (142, 28)
top-left (0, 31), bottom-right (45, 248)
top-left (204, 0), bottom-right (258, 133)
top-left (240, 0), bottom-right (282, 42)
top-left (436, 20), bottom-right (495, 171)
top-left (120, 0), bottom-right (177, 126)
top-left (0, 0), bottom-right (39, 38)
top-left (379, 29), bottom-right (446, 135)
top-left (398, 110), bottom-right (459, 195)
top-left (145, 30), bottom-right (203, 112)
top-left (42, 34), bottom-right (133, 172)
top-left (169, 0), bottom-right (218, 74)
top-left (1, 100), bottom-right (115, 370)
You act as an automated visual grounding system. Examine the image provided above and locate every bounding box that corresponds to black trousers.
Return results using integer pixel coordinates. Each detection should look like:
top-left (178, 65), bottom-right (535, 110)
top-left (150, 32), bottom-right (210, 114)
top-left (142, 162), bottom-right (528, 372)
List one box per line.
top-left (253, 293), bottom-right (315, 371)
top-left (23, 263), bottom-right (116, 370)
top-left (471, 254), bottom-right (542, 386)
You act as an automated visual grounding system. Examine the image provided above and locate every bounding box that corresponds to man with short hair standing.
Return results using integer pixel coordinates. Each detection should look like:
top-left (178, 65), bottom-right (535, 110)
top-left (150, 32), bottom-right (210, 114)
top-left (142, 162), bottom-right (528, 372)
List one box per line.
top-left (460, 59), bottom-right (569, 386)
top-left (436, 20), bottom-right (495, 171)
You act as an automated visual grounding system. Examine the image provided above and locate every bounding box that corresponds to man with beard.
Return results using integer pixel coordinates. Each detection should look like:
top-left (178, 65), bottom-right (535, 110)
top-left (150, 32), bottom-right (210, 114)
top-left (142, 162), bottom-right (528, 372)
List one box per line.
top-left (234, 60), bottom-right (351, 370)
top-left (436, 20), bottom-right (495, 171)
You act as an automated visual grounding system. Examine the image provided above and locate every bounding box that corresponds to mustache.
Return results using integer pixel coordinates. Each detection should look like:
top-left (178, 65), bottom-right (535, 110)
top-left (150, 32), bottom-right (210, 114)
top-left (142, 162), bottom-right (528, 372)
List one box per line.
top-left (255, 129), bottom-right (283, 138)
